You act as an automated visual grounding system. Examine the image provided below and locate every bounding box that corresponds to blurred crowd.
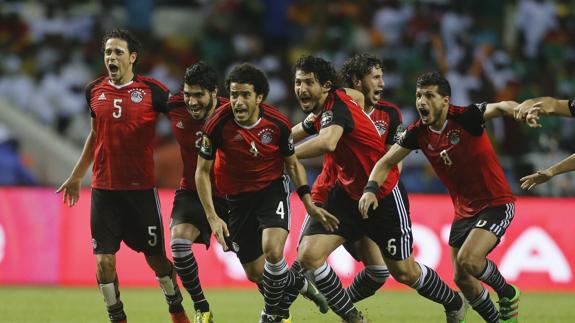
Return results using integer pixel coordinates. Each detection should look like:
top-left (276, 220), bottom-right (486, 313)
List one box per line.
top-left (1, 0), bottom-right (574, 196)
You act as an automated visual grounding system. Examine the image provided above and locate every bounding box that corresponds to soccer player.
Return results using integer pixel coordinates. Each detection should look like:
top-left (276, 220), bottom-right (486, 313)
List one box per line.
top-left (56, 28), bottom-right (189, 323)
top-left (299, 53), bottom-right (403, 303)
top-left (359, 71), bottom-right (521, 323)
top-left (513, 97), bottom-right (575, 189)
top-left (167, 61), bottom-right (229, 323)
top-left (195, 63), bottom-right (331, 323)
top-left (292, 55), bottom-right (465, 323)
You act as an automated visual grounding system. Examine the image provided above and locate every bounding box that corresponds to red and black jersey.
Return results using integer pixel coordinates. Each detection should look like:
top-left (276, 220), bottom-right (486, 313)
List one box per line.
top-left (302, 89), bottom-right (399, 200)
top-left (85, 75), bottom-right (169, 190)
top-left (310, 99), bottom-right (404, 204)
top-left (167, 93), bottom-right (228, 196)
top-left (399, 103), bottom-right (515, 220)
top-left (200, 103), bottom-right (294, 195)
top-left (569, 99), bottom-right (575, 117)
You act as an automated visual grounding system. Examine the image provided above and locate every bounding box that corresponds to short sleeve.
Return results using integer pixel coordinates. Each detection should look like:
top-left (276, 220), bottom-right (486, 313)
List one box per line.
top-left (85, 84), bottom-right (96, 117)
top-left (386, 108), bottom-right (403, 145)
top-left (279, 123), bottom-right (295, 157)
top-left (321, 100), bottom-right (354, 132)
top-left (146, 80), bottom-right (170, 113)
top-left (397, 123), bottom-right (420, 150)
top-left (450, 103), bottom-right (485, 136)
top-left (199, 121), bottom-right (222, 160)
top-left (569, 99), bottom-right (575, 117)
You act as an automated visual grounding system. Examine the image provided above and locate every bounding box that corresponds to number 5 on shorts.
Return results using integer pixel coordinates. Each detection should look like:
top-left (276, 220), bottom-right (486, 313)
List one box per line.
top-left (148, 226), bottom-right (158, 246)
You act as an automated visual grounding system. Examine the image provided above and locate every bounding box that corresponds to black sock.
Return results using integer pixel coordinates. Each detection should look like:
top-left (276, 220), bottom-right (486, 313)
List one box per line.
top-left (469, 287), bottom-right (500, 323)
top-left (478, 259), bottom-right (514, 299)
top-left (346, 265), bottom-right (389, 303)
top-left (313, 262), bottom-right (356, 318)
top-left (411, 263), bottom-right (462, 311)
top-left (171, 238), bottom-right (209, 312)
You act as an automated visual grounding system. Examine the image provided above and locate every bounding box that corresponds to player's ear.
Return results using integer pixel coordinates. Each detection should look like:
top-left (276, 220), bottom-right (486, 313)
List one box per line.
top-left (130, 52), bottom-right (137, 64)
top-left (256, 93), bottom-right (263, 105)
top-left (322, 80), bottom-right (332, 93)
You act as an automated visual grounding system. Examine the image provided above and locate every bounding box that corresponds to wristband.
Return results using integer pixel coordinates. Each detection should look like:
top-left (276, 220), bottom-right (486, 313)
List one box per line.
top-left (363, 180), bottom-right (379, 194)
top-left (297, 185), bottom-right (311, 199)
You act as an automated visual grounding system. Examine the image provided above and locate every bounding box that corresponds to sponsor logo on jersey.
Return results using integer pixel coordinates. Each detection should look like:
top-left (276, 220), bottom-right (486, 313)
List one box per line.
top-left (374, 120), bottom-right (388, 136)
top-left (258, 128), bottom-right (275, 144)
top-left (98, 93), bottom-right (107, 101)
top-left (176, 120), bottom-right (184, 129)
top-left (447, 129), bottom-right (461, 145)
top-left (128, 88), bottom-right (145, 103)
top-left (320, 110), bottom-right (334, 127)
top-left (92, 239), bottom-right (98, 250)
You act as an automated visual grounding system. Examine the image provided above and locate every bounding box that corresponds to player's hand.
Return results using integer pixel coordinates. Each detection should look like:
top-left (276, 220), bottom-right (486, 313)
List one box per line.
top-left (520, 169), bottom-right (553, 190)
top-left (358, 192), bottom-right (378, 219)
top-left (56, 177), bottom-right (82, 207)
top-left (208, 216), bottom-right (230, 251)
top-left (514, 101), bottom-right (543, 128)
top-left (306, 204), bottom-right (339, 232)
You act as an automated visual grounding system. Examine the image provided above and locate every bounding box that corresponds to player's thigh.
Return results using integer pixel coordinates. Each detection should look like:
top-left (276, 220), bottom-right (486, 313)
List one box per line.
top-left (90, 189), bottom-right (122, 254)
top-left (364, 183), bottom-right (413, 261)
top-left (450, 203), bottom-right (515, 253)
top-left (302, 185), bottom-right (363, 244)
top-left (261, 227), bottom-right (289, 261)
top-left (170, 189), bottom-right (225, 245)
top-left (354, 237), bottom-right (385, 266)
top-left (255, 175), bottom-right (291, 233)
top-left (121, 188), bottom-right (166, 255)
top-left (226, 195), bottom-right (263, 264)
top-left (242, 254), bottom-right (266, 282)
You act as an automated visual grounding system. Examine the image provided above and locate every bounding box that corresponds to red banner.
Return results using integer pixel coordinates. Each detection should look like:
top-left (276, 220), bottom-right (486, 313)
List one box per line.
top-left (0, 188), bottom-right (573, 290)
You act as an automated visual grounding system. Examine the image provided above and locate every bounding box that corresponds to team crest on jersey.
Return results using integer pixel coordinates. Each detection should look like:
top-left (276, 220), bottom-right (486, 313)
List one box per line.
top-left (128, 88), bottom-right (145, 103)
top-left (447, 129), bottom-right (461, 145)
top-left (320, 111), bottom-right (334, 127)
top-left (200, 135), bottom-right (212, 155)
top-left (374, 120), bottom-right (388, 136)
top-left (258, 128), bottom-right (275, 144)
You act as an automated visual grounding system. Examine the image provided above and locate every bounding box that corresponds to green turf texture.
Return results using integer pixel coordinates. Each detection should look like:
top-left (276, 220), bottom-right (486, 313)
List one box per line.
top-left (1, 287), bottom-right (573, 322)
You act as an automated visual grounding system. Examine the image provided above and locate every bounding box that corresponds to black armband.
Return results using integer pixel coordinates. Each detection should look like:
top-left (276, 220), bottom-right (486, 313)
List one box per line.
top-left (297, 185), bottom-right (311, 199)
top-left (363, 180), bottom-right (379, 194)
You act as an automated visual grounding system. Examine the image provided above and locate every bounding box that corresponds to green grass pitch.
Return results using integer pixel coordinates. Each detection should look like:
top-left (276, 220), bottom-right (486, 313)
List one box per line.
top-left (1, 287), bottom-right (574, 322)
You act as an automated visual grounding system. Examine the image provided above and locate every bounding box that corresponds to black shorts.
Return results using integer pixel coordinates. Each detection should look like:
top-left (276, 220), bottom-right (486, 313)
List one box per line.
top-left (301, 182), bottom-right (413, 260)
top-left (226, 175), bottom-right (291, 264)
top-left (91, 188), bottom-right (165, 255)
top-left (449, 203), bottom-right (515, 249)
top-left (170, 188), bottom-right (229, 247)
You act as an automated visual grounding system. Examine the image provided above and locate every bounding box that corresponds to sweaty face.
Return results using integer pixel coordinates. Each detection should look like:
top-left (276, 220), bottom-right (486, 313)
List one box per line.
top-left (104, 38), bottom-right (136, 85)
top-left (229, 82), bottom-right (262, 126)
top-left (294, 70), bottom-right (325, 114)
top-left (183, 83), bottom-right (215, 120)
top-left (358, 67), bottom-right (384, 108)
top-left (415, 85), bottom-right (449, 128)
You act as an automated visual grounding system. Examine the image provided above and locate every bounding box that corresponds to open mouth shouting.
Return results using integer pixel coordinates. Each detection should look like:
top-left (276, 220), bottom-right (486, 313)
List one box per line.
top-left (232, 105), bottom-right (249, 120)
top-left (298, 93), bottom-right (314, 111)
top-left (108, 62), bottom-right (120, 78)
top-left (187, 105), bottom-right (205, 119)
top-left (418, 107), bottom-right (431, 123)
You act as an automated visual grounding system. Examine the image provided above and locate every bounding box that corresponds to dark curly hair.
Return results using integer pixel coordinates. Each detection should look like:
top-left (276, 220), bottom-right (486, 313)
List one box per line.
top-left (184, 61), bottom-right (218, 92)
top-left (340, 53), bottom-right (383, 88)
top-left (225, 63), bottom-right (269, 100)
top-left (101, 28), bottom-right (142, 64)
top-left (293, 55), bottom-right (338, 88)
top-left (416, 72), bottom-right (451, 97)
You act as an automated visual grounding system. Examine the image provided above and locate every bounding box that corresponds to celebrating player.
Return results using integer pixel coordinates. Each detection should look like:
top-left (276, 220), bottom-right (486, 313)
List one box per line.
top-left (195, 63), bottom-right (330, 323)
top-left (167, 61), bottom-right (230, 323)
top-left (359, 72), bottom-right (521, 323)
top-left (57, 28), bottom-right (189, 323)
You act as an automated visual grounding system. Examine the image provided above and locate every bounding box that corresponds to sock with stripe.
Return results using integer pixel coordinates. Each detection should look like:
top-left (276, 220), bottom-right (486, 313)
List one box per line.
top-left (276, 261), bottom-right (307, 318)
top-left (156, 262), bottom-right (185, 313)
top-left (469, 287), bottom-right (500, 323)
top-left (313, 262), bottom-right (356, 318)
top-left (263, 258), bottom-right (290, 315)
top-left (171, 238), bottom-right (209, 312)
top-left (411, 263), bottom-right (462, 311)
top-left (346, 265), bottom-right (389, 303)
top-left (477, 259), bottom-right (515, 299)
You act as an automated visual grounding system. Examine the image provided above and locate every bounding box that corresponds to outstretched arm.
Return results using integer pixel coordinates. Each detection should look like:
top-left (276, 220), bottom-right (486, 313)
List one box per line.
top-left (56, 118), bottom-right (96, 207)
top-left (514, 97), bottom-right (572, 127)
top-left (520, 153), bottom-right (575, 190)
top-left (483, 101), bottom-right (518, 121)
top-left (358, 144), bottom-right (411, 217)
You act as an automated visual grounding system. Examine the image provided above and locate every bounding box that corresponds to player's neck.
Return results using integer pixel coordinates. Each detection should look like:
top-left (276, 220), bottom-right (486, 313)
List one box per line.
top-left (112, 71), bottom-right (135, 86)
top-left (430, 108), bottom-right (449, 131)
top-left (364, 103), bottom-right (375, 115)
top-left (314, 92), bottom-right (329, 114)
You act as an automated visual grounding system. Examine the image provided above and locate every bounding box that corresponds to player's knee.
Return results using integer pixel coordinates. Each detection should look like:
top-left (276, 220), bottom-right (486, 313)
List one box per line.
top-left (453, 270), bottom-right (474, 287)
top-left (297, 252), bottom-right (324, 271)
top-left (245, 270), bottom-right (263, 283)
top-left (170, 224), bottom-right (200, 241)
top-left (456, 250), bottom-right (484, 276)
top-left (389, 267), bottom-right (418, 285)
top-left (263, 245), bottom-right (284, 263)
top-left (97, 257), bottom-right (116, 279)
